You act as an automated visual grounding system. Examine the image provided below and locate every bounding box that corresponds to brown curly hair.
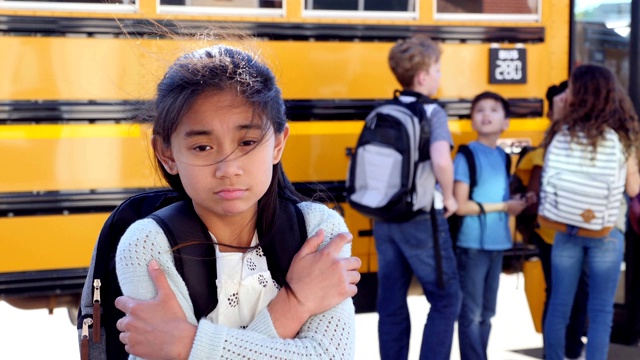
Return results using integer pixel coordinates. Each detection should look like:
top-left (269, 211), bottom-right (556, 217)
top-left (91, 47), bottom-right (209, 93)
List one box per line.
top-left (542, 64), bottom-right (640, 156)
top-left (388, 34), bottom-right (441, 89)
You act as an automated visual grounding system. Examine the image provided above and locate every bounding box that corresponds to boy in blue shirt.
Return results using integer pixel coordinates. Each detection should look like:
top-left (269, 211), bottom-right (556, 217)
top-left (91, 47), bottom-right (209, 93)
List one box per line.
top-left (453, 91), bottom-right (528, 360)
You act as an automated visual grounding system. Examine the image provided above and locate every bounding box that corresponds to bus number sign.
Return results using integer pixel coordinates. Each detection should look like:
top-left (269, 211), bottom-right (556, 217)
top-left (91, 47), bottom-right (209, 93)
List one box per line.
top-left (489, 48), bottom-right (527, 84)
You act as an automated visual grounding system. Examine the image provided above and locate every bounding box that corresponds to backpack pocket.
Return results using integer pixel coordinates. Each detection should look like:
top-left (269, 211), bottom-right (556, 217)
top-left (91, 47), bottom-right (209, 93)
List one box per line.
top-left (540, 171), bottom-right (619, 231)
top-left (413, 160), bottom-right (435, 212)
top-left (350, 143), bottom-right (403, 208)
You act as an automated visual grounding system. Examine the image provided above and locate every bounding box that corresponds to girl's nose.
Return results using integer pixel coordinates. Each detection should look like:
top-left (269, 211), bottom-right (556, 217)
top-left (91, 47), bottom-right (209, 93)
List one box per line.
top-left (214, 156), bottom-right (243, 179)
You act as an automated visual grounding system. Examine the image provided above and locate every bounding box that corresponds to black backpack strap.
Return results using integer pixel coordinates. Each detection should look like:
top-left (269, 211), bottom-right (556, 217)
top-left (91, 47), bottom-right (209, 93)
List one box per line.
top-left (260, 199), bottom-right (308, 288)
top-left (457, 145), bottom-right (477, 194)
top-left (79, 189), bottom-right (183, 360)
top-left (503, 148), bottom-right (512, 179)
top-left (92, 190), bottom-right (182, 286)
top-left (430, 207), bottom-right (445, 289)
top-left (149, 201), bottom-right (217, 319)
top-left (394, 89), bottom-right (433, 105)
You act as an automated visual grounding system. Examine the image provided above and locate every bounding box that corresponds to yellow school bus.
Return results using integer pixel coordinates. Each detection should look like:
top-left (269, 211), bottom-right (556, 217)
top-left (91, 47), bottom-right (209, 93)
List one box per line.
top-left (0, 0), bottom-right (580, 331)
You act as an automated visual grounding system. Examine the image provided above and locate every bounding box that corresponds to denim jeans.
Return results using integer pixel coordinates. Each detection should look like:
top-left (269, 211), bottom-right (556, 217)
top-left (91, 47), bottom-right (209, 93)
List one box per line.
top-left (543, 228), bottom-right (624, 360)
top-left (456, 247), bottom-right (503, 360)
top-left (373, 210), bottom-right (461, 360)
top-left (533, 231), bottom-right (588, 359)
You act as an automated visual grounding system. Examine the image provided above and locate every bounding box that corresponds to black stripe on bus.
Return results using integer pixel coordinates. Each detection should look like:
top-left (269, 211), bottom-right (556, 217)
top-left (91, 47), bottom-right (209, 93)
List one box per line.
top-left (0, 98), bottom-right (543, 123)
top-left (0, 172), bottom-right (554, 218)
top-left (0, 268), bottom-right (87, 297)
top-left (0, 183), bottom-right (346, 217)
top-left (0, 15), bottom-right (545, 43)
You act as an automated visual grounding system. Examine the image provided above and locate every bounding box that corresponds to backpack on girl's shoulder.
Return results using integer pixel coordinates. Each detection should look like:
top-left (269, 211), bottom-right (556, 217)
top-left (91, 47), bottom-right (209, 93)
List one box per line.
top-left (538, 128), bottom-right (627, 237)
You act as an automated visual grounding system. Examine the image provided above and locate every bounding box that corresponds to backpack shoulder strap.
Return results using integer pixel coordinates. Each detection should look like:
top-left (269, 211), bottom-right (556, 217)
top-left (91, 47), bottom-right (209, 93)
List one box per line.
top-left (501, 147), bottom-right (512, 178)
top-left (78, 189), bottom-right (183, 360)
top-left (91, 190), bottom-right (182, 283)
top-left (457, 144), bottom-right (477, 194)
top-left (149, 201), bottom-right (217, 319)
top-left (260, 198), bottom-right (308, 287)
top-left (392, 90), bottom-right (435, 162)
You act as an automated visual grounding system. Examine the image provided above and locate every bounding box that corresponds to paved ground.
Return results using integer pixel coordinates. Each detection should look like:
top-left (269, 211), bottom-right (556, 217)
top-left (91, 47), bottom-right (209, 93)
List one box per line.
top-left (1, 273), bottom-right (639, 359)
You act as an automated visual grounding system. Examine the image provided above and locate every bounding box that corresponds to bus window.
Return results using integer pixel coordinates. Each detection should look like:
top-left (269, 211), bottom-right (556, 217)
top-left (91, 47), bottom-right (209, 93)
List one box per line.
top-left (159, 0), bottom-right (281, 8)
top-left (435, 0), bottom-right (540, 21)
top-left (305, 0), bottom-right (415, 12)
top-left (573, 0), bottom-right (631, 90)
top-left (1, 0), bottom-right (129, 4)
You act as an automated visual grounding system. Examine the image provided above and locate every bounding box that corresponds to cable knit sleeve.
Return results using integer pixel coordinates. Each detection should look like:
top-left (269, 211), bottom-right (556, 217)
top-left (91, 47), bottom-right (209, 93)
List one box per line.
top-left (115, 218), bottom-right (199, 360)
top-left (117, 203), bottom-right (356, 360)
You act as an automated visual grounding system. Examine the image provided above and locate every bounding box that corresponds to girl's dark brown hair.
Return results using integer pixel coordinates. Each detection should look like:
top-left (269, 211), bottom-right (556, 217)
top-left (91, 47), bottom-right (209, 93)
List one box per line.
top-left (542, 64), bottom-right (640, 155)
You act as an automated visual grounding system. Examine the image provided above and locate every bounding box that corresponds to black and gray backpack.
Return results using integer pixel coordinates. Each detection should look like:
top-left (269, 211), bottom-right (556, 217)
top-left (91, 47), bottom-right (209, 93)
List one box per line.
top-left (346, 90), bottom-right (436, 222)
top-left (77, 189), bottom-right (307, 359)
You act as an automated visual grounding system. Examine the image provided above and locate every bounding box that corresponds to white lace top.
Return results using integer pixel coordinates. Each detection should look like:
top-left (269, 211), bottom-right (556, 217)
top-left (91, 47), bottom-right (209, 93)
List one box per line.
top-left (207, 232), bottom-right (280, 328)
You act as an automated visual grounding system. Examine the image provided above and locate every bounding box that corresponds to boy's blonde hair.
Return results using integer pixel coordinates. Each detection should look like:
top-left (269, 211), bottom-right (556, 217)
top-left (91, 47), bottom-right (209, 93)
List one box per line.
top-left (388, 35), bottom-right (441, 89)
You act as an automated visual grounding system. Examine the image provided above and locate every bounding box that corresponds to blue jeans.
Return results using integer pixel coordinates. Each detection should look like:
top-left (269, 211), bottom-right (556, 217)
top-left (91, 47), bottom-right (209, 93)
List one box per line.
top-left (543, 228), bottom-right (624, 360)
top-left (374, 210), bottom-right (461, 360)
top-left (456, 248), bottom-right (503, 360)
top-left (533, 231), bottom-right (588, 359)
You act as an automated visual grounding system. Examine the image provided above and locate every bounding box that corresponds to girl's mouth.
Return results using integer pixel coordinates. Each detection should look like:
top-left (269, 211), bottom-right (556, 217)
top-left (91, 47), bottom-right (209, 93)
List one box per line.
top-left (216, 189), bottom-right (246, 200)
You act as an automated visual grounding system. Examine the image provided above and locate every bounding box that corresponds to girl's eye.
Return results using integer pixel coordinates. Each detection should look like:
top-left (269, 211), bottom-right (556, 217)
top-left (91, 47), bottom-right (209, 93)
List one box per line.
top-left (194, 145), bottom-right (212, 152)
top-left (240, 140), bottom-right (257, 147)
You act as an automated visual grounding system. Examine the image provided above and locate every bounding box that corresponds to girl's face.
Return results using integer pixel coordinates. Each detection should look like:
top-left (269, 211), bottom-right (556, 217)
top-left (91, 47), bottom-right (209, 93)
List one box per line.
top-left (155, 90), bottom-right (288, 225)
top-left (471, 98), bottom-right (509, 135)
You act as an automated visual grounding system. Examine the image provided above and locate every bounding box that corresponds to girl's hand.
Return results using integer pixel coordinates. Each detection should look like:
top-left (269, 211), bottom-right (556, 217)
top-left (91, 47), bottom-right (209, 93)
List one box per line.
top-left (115, 260), bottom-right (196, 360)
top-left (288, 230), bottom-right (361, 312)
top-left (505, 197), bottom-right (528, 216)
top-left (269, 229), bottom-right (361, 338)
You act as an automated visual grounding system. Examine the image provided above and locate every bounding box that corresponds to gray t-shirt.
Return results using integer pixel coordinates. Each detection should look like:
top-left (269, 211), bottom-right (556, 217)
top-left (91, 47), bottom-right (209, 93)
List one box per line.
top-left (427, 104), bottom-right (454, 147)
top-left (397, 95), bottom-right (453, 149)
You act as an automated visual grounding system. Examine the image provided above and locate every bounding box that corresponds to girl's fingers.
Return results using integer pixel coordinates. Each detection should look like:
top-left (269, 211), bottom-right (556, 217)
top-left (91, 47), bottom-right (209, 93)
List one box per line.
top-left (346, 283), bottom-right (358, 297)
top-left (298, 229), bottom-right (325, 255)
top-left (346, 270), bottom-right (361, 285)
top-left (343, 256), bottom-right (362, 271)
top-left (321, 232), bottom-right (353, 255)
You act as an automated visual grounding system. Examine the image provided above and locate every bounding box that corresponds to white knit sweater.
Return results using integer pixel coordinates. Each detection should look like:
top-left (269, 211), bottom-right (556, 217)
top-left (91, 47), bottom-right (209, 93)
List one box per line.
top-left (116, 201), bottom-right (356, 360)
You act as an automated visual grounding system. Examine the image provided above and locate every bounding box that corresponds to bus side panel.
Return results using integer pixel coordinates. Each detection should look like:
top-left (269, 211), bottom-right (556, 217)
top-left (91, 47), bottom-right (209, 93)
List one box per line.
top-left (0, 124), bottom-right (159, 192)
top-left (0, 36), bottom-right (556, 102)
top-left (0, 213), bottom-right (108, 273)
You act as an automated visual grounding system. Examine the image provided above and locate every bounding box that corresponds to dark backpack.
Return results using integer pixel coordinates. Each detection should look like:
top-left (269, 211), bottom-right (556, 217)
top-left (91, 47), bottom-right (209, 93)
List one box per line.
top-left (77, 189), bottom-right (307, 360)
top-left (447, 144), bottom-right (511, 247)
top-left (346, 90), bottom-right (437, 222)
top-left (509, 145), bottom-right (537, 244)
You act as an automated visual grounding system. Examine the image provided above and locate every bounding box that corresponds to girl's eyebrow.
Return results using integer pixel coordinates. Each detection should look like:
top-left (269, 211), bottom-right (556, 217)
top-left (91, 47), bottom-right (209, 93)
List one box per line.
top-left (183, 129), bottom-right (211, 138)
top-left (237, 123), bottom-right (262, 131)
top-left (182, 123), bottom-right (261, 138)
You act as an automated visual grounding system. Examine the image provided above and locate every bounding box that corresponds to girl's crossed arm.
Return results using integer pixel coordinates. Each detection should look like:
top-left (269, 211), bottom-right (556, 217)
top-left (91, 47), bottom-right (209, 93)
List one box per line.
top-left (115, 203), bottom-right (360, 360)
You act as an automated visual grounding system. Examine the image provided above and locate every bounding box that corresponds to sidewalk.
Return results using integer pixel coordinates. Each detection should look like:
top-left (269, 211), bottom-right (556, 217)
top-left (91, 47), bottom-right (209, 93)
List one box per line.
top-left (355, 273), bottom-right (543, 360)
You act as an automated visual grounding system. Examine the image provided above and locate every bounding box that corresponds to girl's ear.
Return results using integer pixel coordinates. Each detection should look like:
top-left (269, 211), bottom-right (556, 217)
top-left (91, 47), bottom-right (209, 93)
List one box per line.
top-left (272, 125), bottom-right (290, 164)
top-left (151, 135), bottom-right (178, 175)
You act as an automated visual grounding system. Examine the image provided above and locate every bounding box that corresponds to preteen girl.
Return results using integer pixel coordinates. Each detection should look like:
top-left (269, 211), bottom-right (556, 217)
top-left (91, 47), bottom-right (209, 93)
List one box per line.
top-left (113, 45), bottom-right (361, 359)
top-left (542, 64), bottom-right (640, 360)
